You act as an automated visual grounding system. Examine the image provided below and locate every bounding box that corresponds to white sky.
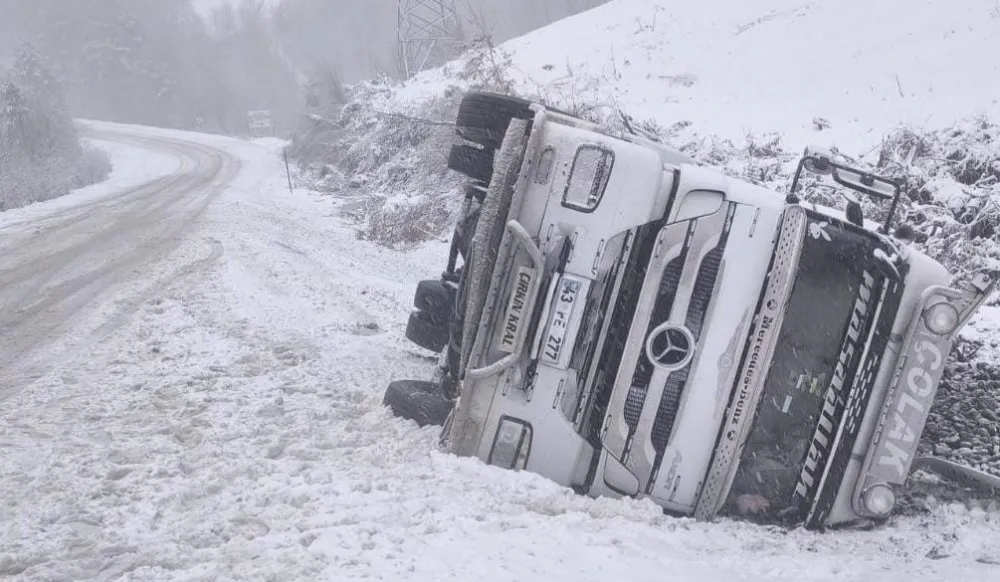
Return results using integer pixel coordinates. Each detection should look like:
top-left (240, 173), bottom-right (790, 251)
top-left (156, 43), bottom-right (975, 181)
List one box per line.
top-left (190, 0), bottom-right (225, 13)
top-left (190, 0), bottom-right (282, 16)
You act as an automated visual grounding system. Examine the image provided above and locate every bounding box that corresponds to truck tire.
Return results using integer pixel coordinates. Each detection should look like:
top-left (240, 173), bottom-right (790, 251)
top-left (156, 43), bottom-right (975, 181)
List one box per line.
top-left (447, 144), bottom-right (494, 182)
top-left (383, 379), bottom-right (453, 427)
top-left (405, 310), bottom-right (449, 353)
top-left (414, 279), bottom-right (456, 320)
top-left (456, 92), bottom-right (533, 150)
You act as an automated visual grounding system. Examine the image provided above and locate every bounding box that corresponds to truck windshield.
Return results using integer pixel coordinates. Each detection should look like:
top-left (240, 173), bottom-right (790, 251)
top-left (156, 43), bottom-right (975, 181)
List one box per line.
top-left (721, 214), bottom-right (884, 524)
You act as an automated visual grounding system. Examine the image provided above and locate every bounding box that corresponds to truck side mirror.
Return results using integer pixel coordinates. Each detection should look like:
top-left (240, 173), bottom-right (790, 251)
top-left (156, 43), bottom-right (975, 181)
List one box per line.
top-left (831, 167), bottom-right (897, 201)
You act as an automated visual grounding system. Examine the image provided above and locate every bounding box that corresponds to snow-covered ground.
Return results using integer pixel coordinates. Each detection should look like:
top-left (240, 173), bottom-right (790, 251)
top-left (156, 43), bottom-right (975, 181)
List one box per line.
top-left (392, 0), bottom-right (1000, 154)
top-left (2, 122), bottom-right (999, 582)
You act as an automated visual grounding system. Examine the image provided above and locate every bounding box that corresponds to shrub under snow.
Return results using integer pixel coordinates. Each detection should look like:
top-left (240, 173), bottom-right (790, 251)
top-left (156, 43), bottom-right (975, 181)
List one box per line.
top-left (1, 44), bottom-right (113, 211)
top-left (73, 142), bottom-right (113, 189)
top-left (288, 78), bottom-right (466, 247)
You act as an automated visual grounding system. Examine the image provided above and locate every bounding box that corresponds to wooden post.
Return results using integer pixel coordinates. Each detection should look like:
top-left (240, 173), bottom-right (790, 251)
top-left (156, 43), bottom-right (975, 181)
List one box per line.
top-left (283, 148), bottom-right (294, 194)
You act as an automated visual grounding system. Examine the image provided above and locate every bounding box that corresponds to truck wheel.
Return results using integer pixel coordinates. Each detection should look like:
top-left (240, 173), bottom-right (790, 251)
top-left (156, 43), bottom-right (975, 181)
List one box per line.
top-left (405, 310), bottom-right (449, 353)
top-left (383, 379), bottom-right (453, 427)
top-left (414, 279), bottom-right (456, 320)
top-left (456, 92), bottom-right (533, 150)
top-left (447, 144), bottom-right (494, 182)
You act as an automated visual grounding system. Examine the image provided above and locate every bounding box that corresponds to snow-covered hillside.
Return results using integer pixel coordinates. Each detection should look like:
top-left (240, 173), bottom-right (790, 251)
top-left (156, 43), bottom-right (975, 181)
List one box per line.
top-left (397, 0), bottom-right (1000, 152)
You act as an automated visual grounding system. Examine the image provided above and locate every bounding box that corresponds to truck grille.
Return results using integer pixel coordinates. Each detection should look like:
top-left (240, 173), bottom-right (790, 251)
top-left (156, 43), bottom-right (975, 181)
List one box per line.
top-left (624, 255), bottom-right (685, 431)
top-left (646, 219), bottom-right (731, 487)
top-left (650, 245), bottom-right (725, 449)
top-left (584, 220), bottom-right (664, 444)
top-left (588, 201), bottom-right (736, 491)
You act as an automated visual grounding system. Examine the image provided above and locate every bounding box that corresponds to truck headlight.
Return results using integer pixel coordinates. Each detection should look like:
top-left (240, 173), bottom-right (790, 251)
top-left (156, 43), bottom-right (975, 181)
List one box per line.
top-left (862, 483), bottom-right (896, 517)
top-left (923, 301), bottom-right (960, 335)
top-left (487, 416), bottom-right (532, 470)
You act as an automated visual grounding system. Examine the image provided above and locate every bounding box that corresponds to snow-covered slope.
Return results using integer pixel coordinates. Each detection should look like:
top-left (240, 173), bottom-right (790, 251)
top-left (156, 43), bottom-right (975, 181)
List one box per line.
top-left (397, 0), bottom-right (1000, 153)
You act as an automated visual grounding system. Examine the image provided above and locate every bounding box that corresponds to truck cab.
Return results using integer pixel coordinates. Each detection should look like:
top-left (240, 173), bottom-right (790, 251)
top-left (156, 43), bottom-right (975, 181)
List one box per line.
top-left (385, 92), bottom-right (997, 529)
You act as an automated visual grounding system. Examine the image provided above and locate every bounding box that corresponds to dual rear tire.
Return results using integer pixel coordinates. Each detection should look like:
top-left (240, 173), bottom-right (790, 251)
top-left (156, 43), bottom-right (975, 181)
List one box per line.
top-left (446, 92), bottom-right (534, 182)
top-left (404, 279), bottom-right (456, 353)
top-left (386, 92), bottom-right (535, 428)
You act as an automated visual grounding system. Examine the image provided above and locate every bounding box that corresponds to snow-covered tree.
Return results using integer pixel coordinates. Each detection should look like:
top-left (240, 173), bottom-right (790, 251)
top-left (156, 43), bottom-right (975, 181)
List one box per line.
top-left (0, 42), bottom-right (109, 210)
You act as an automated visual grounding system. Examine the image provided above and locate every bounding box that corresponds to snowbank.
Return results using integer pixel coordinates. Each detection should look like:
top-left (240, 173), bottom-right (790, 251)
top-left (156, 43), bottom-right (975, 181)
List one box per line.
top-left (0, 137), bottom-right (174, 238)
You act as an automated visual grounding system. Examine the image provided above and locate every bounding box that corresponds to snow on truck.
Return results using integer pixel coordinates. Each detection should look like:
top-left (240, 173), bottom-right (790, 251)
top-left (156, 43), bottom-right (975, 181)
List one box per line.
top-left (383, 91), bottom-right (999, 529)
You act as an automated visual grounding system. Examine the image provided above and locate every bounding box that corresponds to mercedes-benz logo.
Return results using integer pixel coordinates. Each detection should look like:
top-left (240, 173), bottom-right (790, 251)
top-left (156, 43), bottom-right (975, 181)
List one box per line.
top-left (645, 323), bottom-right (695, 371)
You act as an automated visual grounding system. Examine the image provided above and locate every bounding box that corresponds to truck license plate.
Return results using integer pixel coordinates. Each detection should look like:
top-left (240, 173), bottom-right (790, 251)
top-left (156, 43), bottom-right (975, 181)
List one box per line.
top-left (540, 274), bottom-right (588, 368)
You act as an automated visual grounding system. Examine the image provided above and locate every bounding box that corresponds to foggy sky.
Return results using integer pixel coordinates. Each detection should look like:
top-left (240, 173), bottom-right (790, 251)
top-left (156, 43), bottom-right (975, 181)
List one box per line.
top-left (190, 0), bottom-right (277, 15)
top-left (0, 0), bottom-right (608, 134)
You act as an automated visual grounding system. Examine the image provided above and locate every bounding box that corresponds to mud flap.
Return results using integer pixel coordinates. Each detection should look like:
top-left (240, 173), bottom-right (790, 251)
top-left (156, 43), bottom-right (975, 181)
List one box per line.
top-left (911, 456), bottom-right (1000, 496)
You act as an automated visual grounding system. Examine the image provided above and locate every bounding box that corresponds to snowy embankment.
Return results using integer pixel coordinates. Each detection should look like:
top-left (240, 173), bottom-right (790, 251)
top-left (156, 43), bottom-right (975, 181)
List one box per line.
top-left (1, 122), bottom-right (999, 582)
top-left (0, 138), bottom-right (172, 234)
top-left (291, 0), bottom-right (1000, 473)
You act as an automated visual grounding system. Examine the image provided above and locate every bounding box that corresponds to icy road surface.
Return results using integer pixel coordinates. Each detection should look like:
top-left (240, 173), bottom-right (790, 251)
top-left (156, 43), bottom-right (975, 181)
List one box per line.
top-left (1, 122), bottom-right (999, 582)
top-left (0, 127), bottom-right (238, 392)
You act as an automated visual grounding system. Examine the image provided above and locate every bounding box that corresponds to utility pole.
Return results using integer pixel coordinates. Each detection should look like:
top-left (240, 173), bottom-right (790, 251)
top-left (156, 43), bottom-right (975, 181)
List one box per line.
top-left (396, 0), bottom-right (463, 80)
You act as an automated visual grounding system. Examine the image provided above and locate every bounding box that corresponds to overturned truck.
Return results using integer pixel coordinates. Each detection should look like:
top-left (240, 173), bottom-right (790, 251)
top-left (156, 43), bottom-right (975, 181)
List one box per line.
top-left (384, 91), bottom-right (999, 529)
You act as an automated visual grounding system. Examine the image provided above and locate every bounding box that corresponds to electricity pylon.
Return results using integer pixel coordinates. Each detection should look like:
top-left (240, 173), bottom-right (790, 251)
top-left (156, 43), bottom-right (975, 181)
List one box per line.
top-left (396, 0), bottom-right (463, 79)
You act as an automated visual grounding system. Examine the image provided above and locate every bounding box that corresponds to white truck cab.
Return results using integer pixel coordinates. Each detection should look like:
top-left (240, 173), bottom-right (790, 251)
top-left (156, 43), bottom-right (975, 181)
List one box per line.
top-left (385, 92), bottom-right (997, 529)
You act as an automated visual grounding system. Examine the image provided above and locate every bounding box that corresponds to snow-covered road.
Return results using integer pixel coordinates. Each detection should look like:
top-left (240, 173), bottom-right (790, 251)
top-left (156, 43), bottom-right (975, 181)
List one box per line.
top-left (0, 127), bottom-right (239, 394)
top-left (1, 122), bottom-right (999, 582)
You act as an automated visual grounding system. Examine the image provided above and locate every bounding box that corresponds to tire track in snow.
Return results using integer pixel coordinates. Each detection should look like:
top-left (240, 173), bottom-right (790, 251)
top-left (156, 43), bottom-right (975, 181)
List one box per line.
top-left (0, 131), bottom-right (240, 396)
